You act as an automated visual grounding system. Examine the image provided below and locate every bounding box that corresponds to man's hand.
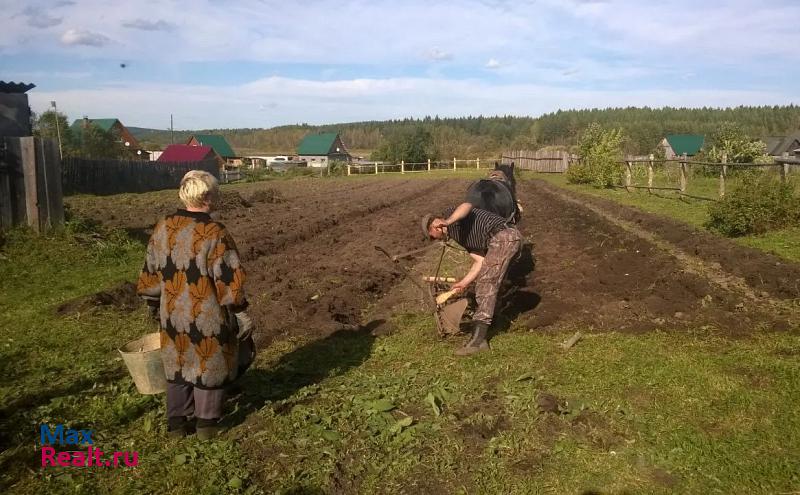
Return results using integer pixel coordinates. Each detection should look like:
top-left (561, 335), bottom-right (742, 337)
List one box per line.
top-left (235, 312), bottom-right (254, 339)
top-left (431, 218), bottom-right (448, 230)
top-left (451, 281), bottom-right (469, 293)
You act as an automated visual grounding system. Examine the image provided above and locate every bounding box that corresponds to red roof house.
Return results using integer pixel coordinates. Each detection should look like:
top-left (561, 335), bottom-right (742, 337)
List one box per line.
top-left (157, 144), bottom-right (222, 167)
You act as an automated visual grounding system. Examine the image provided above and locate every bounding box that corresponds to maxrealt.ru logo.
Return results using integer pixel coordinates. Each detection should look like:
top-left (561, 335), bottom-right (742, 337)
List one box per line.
top-left (40, 424), bottom-right (138, 468)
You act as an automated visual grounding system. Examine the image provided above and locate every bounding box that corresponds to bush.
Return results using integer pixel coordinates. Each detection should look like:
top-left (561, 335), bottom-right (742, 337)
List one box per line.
top-left (706, 171), bottom-right (800, 236)
top-left (241, 168), bottom-right (274, 182)
top-left (566, 123), bottom-right (625, 187)
top-left (565, 162), bottom-right (593, 184)
top-left (328, 160), bottom-right (348, 176)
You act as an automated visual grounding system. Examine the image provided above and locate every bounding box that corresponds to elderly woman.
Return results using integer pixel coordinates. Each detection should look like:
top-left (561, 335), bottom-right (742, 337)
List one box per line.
top-left (136, 170), bottom-right (252, 439)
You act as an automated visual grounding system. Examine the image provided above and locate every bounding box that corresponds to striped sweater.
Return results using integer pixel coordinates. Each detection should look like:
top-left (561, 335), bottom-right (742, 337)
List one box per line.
top-left (443, 206), bottom-right (507, 255)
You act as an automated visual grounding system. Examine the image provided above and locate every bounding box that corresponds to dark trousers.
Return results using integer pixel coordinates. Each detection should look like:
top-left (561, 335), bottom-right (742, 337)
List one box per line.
top-left (166, 382), bottom-right (225, 420)
top-left (473, 228), bottom-right (522, 325)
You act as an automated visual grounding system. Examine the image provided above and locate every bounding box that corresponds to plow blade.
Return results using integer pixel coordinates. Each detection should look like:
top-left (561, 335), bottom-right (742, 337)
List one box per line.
top-left (434, 298), bottom-right (468, 336)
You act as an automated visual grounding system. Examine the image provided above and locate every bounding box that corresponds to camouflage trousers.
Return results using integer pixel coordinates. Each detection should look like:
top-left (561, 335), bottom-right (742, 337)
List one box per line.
top-left (473, 227), bottom-right (522, 325)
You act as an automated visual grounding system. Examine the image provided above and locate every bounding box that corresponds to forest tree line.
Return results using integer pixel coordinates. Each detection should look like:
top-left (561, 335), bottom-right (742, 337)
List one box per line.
top-left (129, 105), bottom-right (800, 158)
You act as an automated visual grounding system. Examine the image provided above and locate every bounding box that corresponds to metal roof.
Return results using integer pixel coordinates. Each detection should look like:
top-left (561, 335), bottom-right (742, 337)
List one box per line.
top-left (158, 144), bottom-right (218, 162)
top-left (188, 134), bottom-right (236, 158)
top-left (70, 118), bottom-right (120, 132)
top-left (0, 81), bottom-right (36, 94)
top-left (665, 134), bottom-right (705, 156)
top-left (297, 132), bottom-right (340, 155)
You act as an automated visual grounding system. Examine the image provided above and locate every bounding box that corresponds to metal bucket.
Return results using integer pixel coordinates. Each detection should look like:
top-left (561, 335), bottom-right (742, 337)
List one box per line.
top-left (119, 333), bottom-right (167, 395)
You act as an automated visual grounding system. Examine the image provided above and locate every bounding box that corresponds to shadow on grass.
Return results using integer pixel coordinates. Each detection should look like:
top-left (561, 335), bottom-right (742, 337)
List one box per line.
top-left (491, 242), bottom-right (540, 336)
top-left (223, 321), bottom-right (380, 427)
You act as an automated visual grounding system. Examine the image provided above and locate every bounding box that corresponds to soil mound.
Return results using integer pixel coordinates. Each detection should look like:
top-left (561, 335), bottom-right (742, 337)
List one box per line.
top-left (217, 191), bottom-right (252, 212)
top-left (248, 188), bottom-right (285, 204)
top-left (56, 281), bottom-right (141, 316)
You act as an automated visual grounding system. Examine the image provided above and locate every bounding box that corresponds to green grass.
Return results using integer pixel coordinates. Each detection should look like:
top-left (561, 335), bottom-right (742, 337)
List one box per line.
top-left (2, 217), bottom-right (799, 494)
top-left (533, 172), bottom-right (800, 263)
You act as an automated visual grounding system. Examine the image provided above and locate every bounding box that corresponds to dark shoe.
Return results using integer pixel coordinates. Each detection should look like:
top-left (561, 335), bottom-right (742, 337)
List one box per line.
top-left (167, 416), bottom-right (191, 438)
top-left (455, 340), bottom-right (489, 356)
top-left (455, 322), bottom-right (490, 357)
top-left (196, 418), bottom-right (221, 440)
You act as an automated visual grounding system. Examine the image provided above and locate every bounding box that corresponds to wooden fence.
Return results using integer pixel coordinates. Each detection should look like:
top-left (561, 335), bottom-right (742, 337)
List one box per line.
top-left (620, 152), bottom-right (799, 201)
top-left (347, 158), bottom-right (495, 175)
top-left (63, 157), bottom-right (219, 195)
top-left (501, 150), bottom-right (574, 173)
top-left (0, 136), bottom-right (63, 232)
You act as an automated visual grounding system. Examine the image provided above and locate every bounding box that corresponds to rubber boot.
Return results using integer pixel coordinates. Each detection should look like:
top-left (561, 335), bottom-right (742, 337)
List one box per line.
top-left (167, 416), bottom-right (191, 438)
top-left (196, 418), bottom-right (221, 441)
top-left (455, 322), bottom-right (490, 356)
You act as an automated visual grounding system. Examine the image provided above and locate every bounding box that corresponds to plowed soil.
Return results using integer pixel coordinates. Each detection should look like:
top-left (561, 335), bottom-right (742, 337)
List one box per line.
top-left (66, 176), bottom-right (799, 343)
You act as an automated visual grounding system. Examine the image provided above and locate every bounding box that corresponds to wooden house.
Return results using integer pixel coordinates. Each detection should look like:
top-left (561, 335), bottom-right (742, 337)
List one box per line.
top-left (764, 132), bottom-right (800, 157)
top-left (297, 132), bottom-right (351, 167)
top-left (157, 144), bottom-right (223, 168)
top-left (0, 81), bottom-right (35, 138)
top-left (70, 118), bottom-right (143, 155)
top-left (187, 134), bottom-right (240, 167)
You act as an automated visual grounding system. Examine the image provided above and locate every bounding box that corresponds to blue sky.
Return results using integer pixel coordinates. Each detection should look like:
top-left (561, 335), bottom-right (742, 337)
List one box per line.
top-left (2, 0), bottom-right (798, 129)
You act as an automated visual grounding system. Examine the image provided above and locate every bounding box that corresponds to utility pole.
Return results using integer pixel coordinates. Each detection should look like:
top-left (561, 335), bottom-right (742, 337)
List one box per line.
top-left (51, 101), bottom-right (63, 159)
top-left (170, 114), bottom-right (174, 144)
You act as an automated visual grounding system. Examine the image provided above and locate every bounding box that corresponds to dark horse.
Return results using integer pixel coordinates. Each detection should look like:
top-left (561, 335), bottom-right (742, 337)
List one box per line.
top-left (465, 162), bottom-right (519, 223)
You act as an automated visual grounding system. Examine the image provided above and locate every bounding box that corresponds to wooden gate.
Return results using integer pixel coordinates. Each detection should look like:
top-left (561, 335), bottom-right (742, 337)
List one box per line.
top-left (0, 137), bottom-right (63, 232)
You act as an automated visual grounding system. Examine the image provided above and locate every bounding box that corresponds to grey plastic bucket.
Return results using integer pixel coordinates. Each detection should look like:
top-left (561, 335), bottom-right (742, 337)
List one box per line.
top-left (119, 333), bottom-right (167, 395)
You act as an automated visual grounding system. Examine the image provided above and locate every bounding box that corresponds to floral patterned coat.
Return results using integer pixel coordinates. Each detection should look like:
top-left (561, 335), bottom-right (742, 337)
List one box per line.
top-left (136, 210), bottom-right (247, 389)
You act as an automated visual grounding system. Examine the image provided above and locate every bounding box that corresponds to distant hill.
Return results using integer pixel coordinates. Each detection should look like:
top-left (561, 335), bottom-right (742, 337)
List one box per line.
top-left (128, 106), bottom-right (800, 157)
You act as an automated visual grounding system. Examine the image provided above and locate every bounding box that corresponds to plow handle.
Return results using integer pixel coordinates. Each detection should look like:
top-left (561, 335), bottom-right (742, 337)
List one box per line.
top-left (435, 289), bottom-right (459, 305)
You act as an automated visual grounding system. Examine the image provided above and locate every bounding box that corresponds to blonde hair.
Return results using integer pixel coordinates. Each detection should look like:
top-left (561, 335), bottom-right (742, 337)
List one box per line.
top-left (178, 170), bottom-right (219, 208)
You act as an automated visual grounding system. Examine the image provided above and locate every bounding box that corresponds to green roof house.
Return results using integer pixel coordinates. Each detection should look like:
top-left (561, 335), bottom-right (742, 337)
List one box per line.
top-left (659, 134), bottom-right (705, 159)
top-left (296, 132), bottom-right (351, 167)
top-left (187, 134), bottom-right (236, 159)
top-left (70, 117), bottom-right (140, 150)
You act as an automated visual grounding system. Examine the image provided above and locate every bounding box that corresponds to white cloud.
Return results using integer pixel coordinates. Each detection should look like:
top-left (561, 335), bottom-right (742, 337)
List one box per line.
top-left (425, 48), bottom-right (453, 62)
top-left (4, 0), bottom-right (798, 66)
top-left (485, 58), bottom-right (502, 69)
top-left (8, 1), bottom-right (800, 130)
top-left (28, 76), bottom-right (796, 130)
top-left (60, 28), bottom-right (111, 47)
top-left (121, 19), bottom-right (175, 31)
top-left (22, 6), bottom-right (62, 28)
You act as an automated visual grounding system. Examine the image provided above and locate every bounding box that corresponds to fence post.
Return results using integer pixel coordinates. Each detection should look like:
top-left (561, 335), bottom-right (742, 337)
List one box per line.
top-left (719, 152), bottom-right (727, 197)
top-left (780, 152), bottom-right (789, 183)
top-left (453, 157), bottom-right (457, 170)
top-left (648, 154), bottom-right (654, 193)
top-left (401, 160), bottom-right (405, 174)
top-left (20, 137), bottom-right (40, 232)
top-left (562, 152), bottom-right (569, 173)
top-left (625, 159), bottom-right (632, 192)
top-left (374, 162), bottom-right (378, 175)
top-left (347, 164), bottom-right (351, 176)
top-left (679, 153), bottom-right (687, 193)
top-left (427, 158), bottom-right (431, 172)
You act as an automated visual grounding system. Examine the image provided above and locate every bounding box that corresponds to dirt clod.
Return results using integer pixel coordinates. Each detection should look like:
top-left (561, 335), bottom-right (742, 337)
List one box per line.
top-left (248, 188), bottom-right (285, 204)
top-left (56, 281), bottom-right (141, 316)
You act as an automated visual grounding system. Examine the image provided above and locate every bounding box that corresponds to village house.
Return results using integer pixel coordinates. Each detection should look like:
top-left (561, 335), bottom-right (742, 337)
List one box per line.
top-left (157, 144), bottom-right (223, 168)
top-left (186, 134), bottom-right (241, 167)
top-left (70, 118), bottom-right (145, 157)
top-left (658, 134), bottom-right (705, 159)
top-left (296, 132), bottom-right (352, 168)
top-left (764, 132), bottom-right (800, 157)
top-left (0, 81), bottom-right (35, 138)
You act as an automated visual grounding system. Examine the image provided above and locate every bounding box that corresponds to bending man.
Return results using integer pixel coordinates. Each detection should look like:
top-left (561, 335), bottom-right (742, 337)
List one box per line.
top-left (422, 202), bottom-right (522, 356)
